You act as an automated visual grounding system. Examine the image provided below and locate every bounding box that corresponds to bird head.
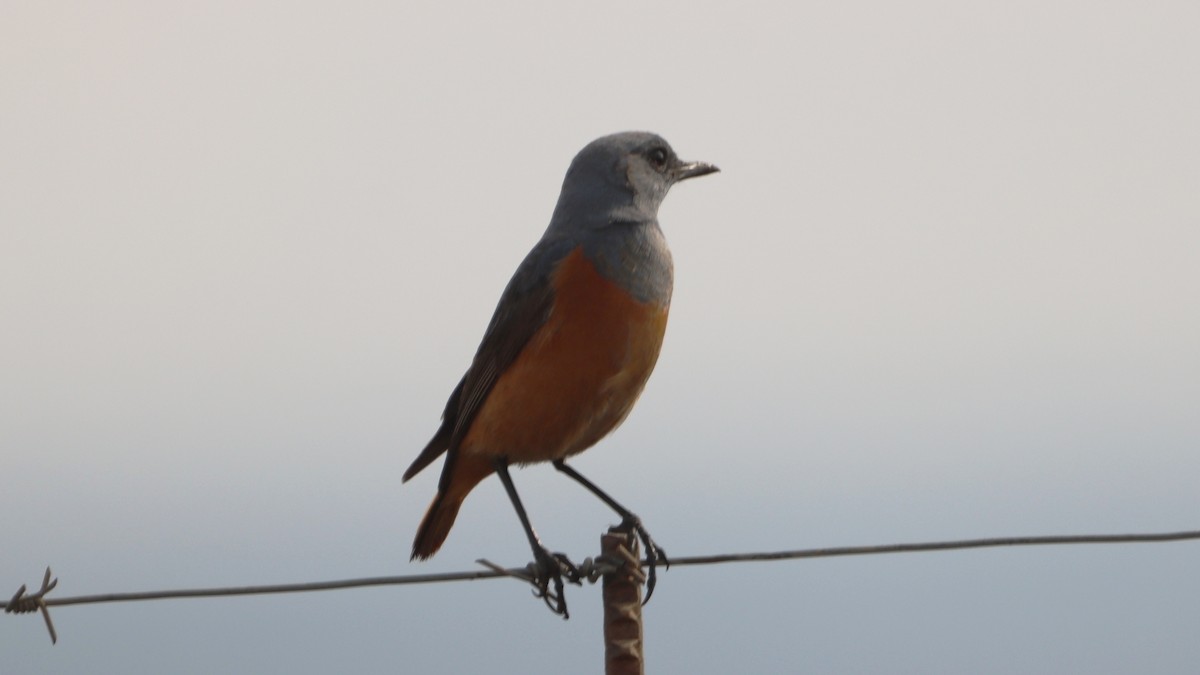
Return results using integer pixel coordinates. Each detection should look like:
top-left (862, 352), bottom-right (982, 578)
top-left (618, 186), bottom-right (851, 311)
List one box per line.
top-left (549, 131), bottom-right (718, 232)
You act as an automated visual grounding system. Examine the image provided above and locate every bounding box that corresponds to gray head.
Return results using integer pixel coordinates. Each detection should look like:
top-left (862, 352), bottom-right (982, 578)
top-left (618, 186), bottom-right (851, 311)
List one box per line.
top-left (547, 131), bottom-right (718, 233)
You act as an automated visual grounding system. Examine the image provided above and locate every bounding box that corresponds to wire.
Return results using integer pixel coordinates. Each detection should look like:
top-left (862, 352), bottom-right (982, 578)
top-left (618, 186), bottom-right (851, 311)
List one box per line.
top-left (5, 528), bottom-right (1198, 643)
top-left (664, 530), bottom-right (1200, 566)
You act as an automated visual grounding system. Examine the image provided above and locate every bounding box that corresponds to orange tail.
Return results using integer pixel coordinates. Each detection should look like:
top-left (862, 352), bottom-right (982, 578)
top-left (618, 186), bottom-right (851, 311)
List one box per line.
top-left (411, 455), bottom-right (493, 560)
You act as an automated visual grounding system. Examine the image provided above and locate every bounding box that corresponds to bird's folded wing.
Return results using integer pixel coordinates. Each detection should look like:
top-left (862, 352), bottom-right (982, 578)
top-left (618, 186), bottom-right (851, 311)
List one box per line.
top-left (402, 238), bottom-right (568, 485)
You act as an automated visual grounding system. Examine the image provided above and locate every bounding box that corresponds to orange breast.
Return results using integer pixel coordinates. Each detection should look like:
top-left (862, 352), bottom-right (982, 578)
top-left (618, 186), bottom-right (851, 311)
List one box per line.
top-left (460, 246), bottom-right (669, 464)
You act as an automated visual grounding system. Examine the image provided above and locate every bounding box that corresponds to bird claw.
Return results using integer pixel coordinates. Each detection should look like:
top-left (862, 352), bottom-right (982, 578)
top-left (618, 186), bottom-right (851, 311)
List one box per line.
top-left (620, 515), bottom-right (668, 604)
top-left (525, 547), bottom-right (582, 619)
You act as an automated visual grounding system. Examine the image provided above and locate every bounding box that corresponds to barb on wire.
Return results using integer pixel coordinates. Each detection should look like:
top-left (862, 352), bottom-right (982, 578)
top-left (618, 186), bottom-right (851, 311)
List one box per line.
top-left (5, 567), bottom-right (58, 644)
top-left (4, 529), bottom-right (1198, 644)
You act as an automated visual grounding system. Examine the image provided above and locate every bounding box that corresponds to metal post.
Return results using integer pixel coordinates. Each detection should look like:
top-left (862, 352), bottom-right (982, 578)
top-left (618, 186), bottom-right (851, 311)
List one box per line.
top-left (602, 526), bottom-right (645, 675)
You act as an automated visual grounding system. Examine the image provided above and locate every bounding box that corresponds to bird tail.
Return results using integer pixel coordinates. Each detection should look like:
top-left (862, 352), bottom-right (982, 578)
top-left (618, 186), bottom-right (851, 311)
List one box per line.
top-left (411, 456), bottom-right (492, 560)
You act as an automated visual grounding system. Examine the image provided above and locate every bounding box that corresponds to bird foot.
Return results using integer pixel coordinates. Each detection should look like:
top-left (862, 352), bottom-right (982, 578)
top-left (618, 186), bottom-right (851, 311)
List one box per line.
top-left (619, 515), bottom-right (669, 604)
top-left (524, 546), bottom-right (582, 619)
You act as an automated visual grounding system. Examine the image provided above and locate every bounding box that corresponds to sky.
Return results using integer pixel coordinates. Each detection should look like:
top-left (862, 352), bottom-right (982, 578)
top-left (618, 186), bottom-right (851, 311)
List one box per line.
top-left (2, 1), bottom-right (1198, 672)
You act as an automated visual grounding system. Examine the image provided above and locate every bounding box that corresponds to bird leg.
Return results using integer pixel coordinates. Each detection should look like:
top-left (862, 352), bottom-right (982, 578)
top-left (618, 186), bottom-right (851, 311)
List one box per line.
top-left (552, 459), bottom-right (668, 603)
top-left (493, 458), bottom-right (581, 618)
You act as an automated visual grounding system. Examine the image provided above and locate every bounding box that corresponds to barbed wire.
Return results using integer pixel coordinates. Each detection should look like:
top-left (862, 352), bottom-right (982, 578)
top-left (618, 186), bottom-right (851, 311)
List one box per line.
top-left (5, 528), bottom-right (1198, 644)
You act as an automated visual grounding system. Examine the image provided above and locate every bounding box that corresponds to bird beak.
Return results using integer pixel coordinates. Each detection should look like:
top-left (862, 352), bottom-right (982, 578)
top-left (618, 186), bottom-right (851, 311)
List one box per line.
top-left (672, 160), bottom-right (720, 182)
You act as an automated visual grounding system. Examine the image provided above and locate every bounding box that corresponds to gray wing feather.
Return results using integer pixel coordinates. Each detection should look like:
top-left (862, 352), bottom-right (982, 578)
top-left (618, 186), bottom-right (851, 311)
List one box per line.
top-left (402, 238), bottom-right (570, 487)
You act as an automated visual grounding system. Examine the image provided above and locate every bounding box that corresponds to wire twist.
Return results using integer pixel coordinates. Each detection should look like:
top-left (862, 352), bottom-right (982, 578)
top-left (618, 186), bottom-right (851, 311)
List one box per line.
top-left (476, 554), bottom-right (626, 586)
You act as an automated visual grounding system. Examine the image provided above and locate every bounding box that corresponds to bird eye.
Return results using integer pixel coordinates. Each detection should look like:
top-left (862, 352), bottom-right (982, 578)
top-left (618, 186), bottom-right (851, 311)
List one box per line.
top-left (648, 147), bottom-right (668, 169)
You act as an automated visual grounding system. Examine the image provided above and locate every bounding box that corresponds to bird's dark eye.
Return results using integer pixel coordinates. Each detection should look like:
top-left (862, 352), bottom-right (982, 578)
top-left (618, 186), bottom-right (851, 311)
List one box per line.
top-left (647, 147), bottom-right (669, 169)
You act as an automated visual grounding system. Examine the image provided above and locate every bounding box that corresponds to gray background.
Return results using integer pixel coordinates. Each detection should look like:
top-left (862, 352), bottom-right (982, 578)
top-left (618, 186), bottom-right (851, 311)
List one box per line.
top-left (3, 2), bottom-right (1198, 672)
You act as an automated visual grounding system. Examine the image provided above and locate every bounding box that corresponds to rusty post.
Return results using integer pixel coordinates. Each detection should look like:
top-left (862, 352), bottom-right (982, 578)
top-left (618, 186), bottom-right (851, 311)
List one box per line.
top-left (602, 526), bottom-right (645, 675)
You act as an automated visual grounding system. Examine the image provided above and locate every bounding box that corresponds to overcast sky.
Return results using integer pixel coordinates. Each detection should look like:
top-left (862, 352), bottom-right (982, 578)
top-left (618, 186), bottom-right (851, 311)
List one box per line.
top-left (3, 2), bottom-right (1198, 673)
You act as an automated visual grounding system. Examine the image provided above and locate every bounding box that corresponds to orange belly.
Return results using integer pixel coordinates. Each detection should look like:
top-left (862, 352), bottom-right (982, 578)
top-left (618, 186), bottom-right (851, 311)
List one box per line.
top-left (459, 246), bottom-right (669, 464)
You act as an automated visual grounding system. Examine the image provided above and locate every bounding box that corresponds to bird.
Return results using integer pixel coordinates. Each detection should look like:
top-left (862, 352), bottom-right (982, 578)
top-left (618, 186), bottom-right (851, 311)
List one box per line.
top-left (403, 131), bottom-right (718, 616)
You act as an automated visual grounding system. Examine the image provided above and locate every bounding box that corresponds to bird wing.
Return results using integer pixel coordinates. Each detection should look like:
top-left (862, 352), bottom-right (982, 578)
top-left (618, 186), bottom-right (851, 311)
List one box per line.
top-left (402, 238), bottom-right (568, 485)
